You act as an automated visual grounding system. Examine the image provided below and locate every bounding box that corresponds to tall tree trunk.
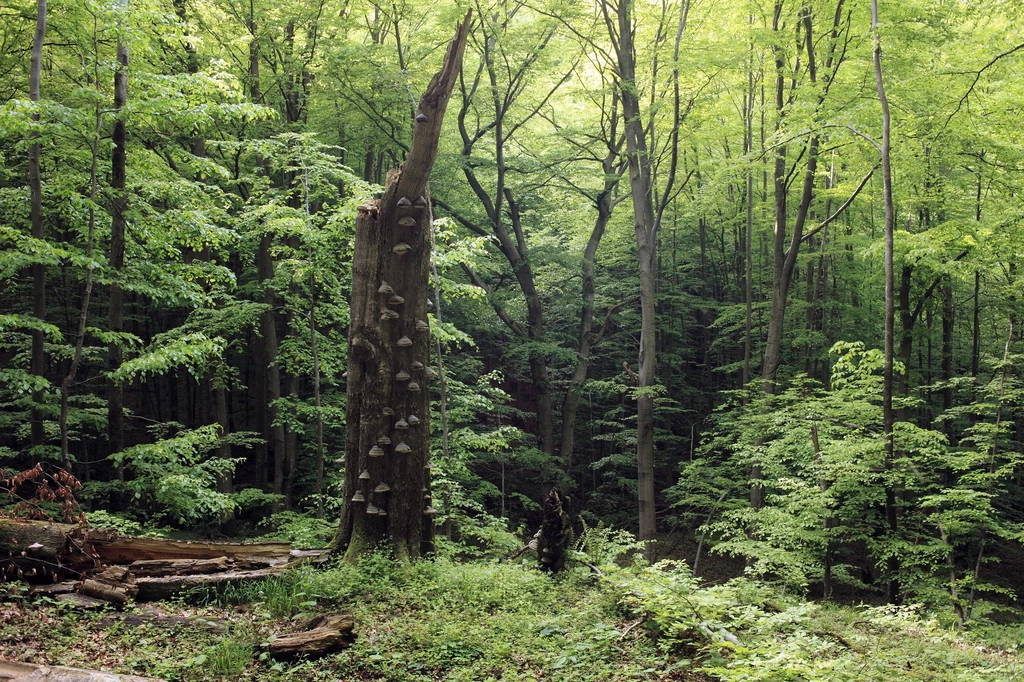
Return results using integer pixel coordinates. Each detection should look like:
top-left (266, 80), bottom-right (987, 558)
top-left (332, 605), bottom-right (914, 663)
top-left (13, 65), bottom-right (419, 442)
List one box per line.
top-left (872, 0), bottom-right (900, 605)
top-left (559, 160), bottom-right (618, 469)
top-left (452, 22), bottom-right (558, 458)
top-left (28, 0), bottom-right (47, 457)
top-left (60, 87), bottom-right (101, 468)
top-left (333, 12), bottom-right (470, 561)
top-left (245, 9), bottom-right (272, 488)
top-left (942, 281), bottom-right (954, 411)
top-left (756, 0), bottom-right (846, 510)
top-left (612, 0), bottom-right (658, 560)
top-left (742, 22), bottom-right (754, 387)
top-left (108, 12), bottom-right (129, 465)
top-left (761, 1), bottom-right (846, 391)
top-left (259, 236), bottom-right (286, 506)
top-left (971, 170), bottom-right (982, 378)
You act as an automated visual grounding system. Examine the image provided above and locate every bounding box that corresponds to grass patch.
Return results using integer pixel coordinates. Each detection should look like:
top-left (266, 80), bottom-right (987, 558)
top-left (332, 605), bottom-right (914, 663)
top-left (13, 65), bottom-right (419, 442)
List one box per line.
top-left (0, 555), bottom-right (1020, 681)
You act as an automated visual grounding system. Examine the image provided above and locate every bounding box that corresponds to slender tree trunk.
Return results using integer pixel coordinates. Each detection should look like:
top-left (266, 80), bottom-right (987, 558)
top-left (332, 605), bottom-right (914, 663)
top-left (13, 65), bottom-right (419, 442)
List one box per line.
top-left (612, 0), bottom-right (658, 560)
top-left (108, 12), bottom-right (129, 465)
top-left (873, 0), bottom-right (900, 605)
top-left (559, 152), bottom-right (619, 469)
top-left (60, 91), bottom-right (101, 468)
top-left (810, 423), bottom-right (833, 598)
top-left (742, 24), bottom-right (754, 387)
top-left (761, 2), bottom-right (845, 391)
top-left (971, 170), bottom-right (982, 378)
top-left (427, 190), bottom-right (447, 543)
top-left (942, 281), bottom-right (954, 411)
top-left (245, 13), bottom-right (272, 489)
top-left (248, 18), bottom-right (284, 497)
top-left (28, 0), bottom-right (47, 456)
top-left (333, 13), bottom-right (470, 561)
top-left (454, 26), bottom-right (556, 458)
top-left (972, 271), bottom-right (980, 377)
top-left (247, 1), bottom-right (259, 103)
top-left (259, 237), bottom-right (286, 506)
top-left (898, 265), bottom-right (912, 405)
top-left (214, 382), bottom-right (234, 533)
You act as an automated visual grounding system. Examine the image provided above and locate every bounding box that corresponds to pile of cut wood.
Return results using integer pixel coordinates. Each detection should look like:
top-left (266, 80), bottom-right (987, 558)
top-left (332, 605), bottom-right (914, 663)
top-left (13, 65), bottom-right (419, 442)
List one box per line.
top-left (2, 518), bottom-right (357, 670)
top-left (0, 519), bottom-right (325, 606)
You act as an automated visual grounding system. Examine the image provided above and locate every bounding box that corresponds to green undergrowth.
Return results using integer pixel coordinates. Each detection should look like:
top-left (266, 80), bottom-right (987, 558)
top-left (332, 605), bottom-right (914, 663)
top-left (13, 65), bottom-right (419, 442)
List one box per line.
top-left (1, 552), bottom-right (1021, 681)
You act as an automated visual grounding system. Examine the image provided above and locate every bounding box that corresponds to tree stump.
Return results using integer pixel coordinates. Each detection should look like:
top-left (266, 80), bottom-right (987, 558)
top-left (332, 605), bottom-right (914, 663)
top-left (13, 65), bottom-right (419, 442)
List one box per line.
top-left (537, 489), bottom-right (572, 573)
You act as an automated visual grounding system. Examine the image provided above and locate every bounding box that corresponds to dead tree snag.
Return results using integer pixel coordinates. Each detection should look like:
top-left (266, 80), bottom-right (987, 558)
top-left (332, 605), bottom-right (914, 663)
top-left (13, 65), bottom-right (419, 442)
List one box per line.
top-left (332, 12), bottom-right (471, 561)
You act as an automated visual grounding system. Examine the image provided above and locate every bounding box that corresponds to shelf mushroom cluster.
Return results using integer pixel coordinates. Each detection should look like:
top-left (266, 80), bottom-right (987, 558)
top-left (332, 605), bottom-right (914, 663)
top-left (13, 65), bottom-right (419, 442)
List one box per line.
top-left (349, 193), bottom-right (438, 520)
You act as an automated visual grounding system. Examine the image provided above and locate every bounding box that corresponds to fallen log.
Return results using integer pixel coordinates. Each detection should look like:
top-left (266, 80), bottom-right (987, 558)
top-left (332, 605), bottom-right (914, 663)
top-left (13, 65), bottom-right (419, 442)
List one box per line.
top-left (0, 520), bottom-right (108, 576)
top-left (134, 565), bottom-right (288, 601)
top-left (3, 519), bottom-right (330, 603)
top-left (0, 520), bottom-right (301, 571)
top-left (264, 613), bottom-right (355, 659)
top-left (98, 613), bottom-right (228, 634)
top-left (95, 538), bottom-right (295, 564)
top-left (0, 660), bottom-right (161, 681)
top-left (127, 557), bottom-right (230, 578)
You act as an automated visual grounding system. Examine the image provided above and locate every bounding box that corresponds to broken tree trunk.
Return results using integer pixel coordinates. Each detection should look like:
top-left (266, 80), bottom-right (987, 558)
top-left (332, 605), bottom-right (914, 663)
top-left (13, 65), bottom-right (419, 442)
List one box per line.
top-left (0, 520), bottom-right (114, 576)
top-left (265, 613), bottom-right (355, 659)
top-left (333, 11), bottom-right (471, 562)
top-left (0, 519), bottom-right (297, 570)
top-left (79, 566), bottom-right (137, 605)
top-left (2, 519), bottom-right (325, 602)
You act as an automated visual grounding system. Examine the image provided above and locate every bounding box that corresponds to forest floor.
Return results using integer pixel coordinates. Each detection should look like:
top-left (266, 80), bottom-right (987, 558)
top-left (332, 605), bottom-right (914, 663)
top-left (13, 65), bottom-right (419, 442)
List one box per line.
top-left (1, 554), bottom-right (1021, 681)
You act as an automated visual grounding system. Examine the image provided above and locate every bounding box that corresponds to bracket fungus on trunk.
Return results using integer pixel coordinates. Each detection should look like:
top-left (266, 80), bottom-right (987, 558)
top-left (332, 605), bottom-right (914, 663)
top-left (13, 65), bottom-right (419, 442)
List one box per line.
top-left (332, 11), bottom-right (472, 562)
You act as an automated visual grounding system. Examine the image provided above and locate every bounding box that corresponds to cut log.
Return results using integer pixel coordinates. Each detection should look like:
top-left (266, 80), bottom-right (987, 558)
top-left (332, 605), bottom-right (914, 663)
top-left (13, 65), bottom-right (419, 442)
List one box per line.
top-left (264, 612), bottom-right (355, 659)
top-left (79, 579), bottom-right (135, 606)
top-left (77, 566), bottom-right (137, 606)
top-left (0, 660), bottom-right (161, 681)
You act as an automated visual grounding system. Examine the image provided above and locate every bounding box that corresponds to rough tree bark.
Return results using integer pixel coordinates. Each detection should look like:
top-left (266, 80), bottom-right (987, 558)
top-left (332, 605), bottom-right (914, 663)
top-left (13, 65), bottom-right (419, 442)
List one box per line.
top-left (333, 12), bottom-right (471, 561)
